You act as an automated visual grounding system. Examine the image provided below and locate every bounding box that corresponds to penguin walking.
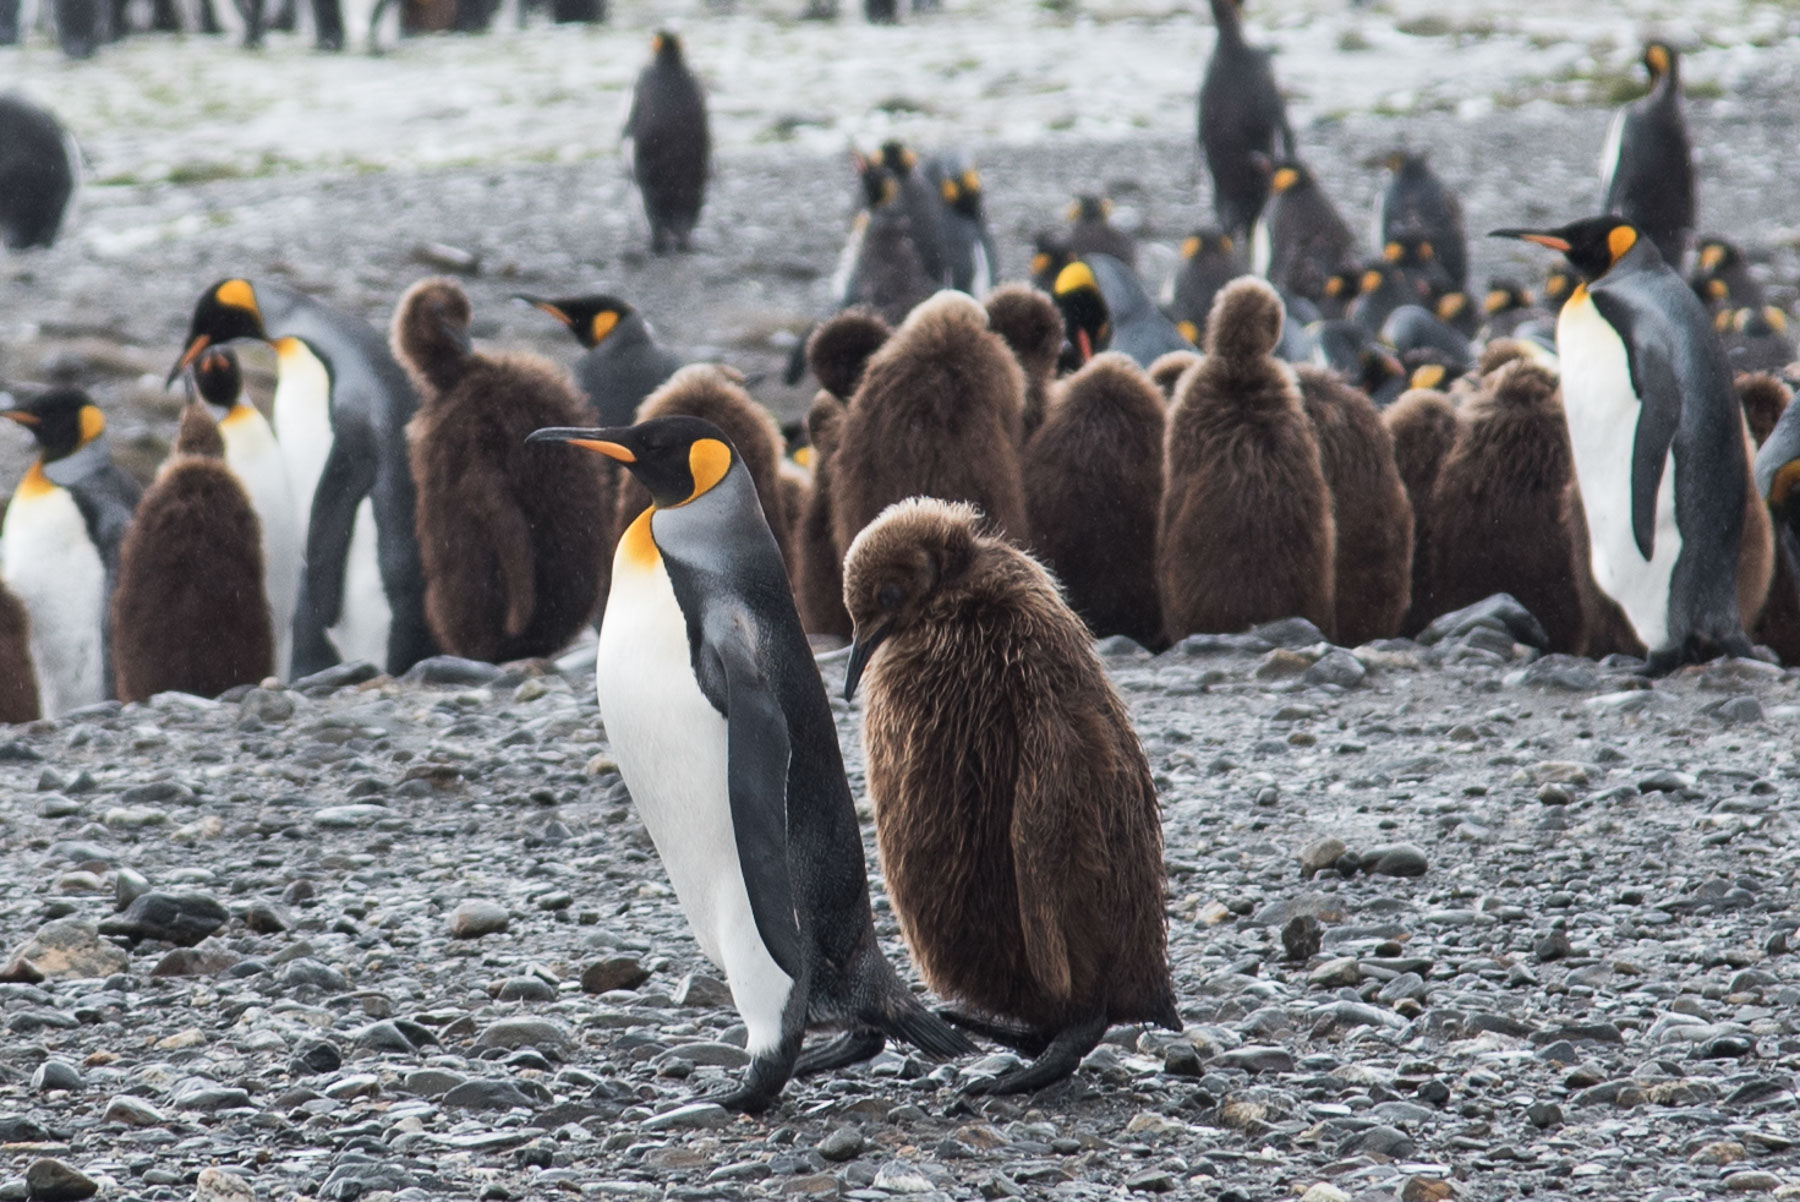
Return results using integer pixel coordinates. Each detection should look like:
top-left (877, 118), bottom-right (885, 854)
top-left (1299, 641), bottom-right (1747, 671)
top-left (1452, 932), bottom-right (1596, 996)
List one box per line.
top-left (111, 404), bottom-right (273, 703)
top-left (516, 294), bottom-right (685, 429)
top-left (1052, 257), bottom-right (1193, 371)
top-left (842, 497), bottom-right (1179, 1094)
top-left (1253, 161), bottom-right (1358, 308)
top-left (527, 416), bottom-right (972, 1112)
top-left (0, 576), bottom-right (37, 724)
top-left (190, 347), bottom-right (302, 679)
top-left (1198, 0), bottom-right (1293, 238)
top-left (1, 389), bottom-right (141, 716)
top-left (1376, 152), bottom-right (1466, 292)
top-left (394, 279), bottom-right (613, 664)
top-left (1600, 42), bottom-right (1694, 269)
top-left (0, 93), bottom-right (78, 250)
top-left (624, 31), bottom-right (710, 254)
top-left (1169, 229), bottom-right (1243, 346)
top-left (1493, 216), bottom-right (1757, 670)
top-left (170, 277), bottom-right (435, 679)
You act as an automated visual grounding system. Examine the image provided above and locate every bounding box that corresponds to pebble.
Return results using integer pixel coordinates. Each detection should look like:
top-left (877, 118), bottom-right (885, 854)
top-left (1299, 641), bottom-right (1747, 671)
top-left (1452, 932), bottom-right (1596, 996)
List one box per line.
top-left (672, 972), bottom-right (734, 1007)
top-left (1298, 1186), bottom-right (1350, 1202)
top-left (193, 1167), bottom-right (255, 1202)
top-left (442, 1078), bottom-right (539, 1110)
top-left (1725, 1171), bottom-right (1785, 1193)
top-left (641, 1102), bottom-right (731, 1131)
top-left (581, 956), bottom-right (651, 994)
top-left (98, 891), bottom-right (229, 945)
top-left (22, 1160), bottom-right (97, 1202)
top-left (448, 899), bottom-right (511, 938)
top-left (1282, 914), bottom-right (1323, 961)
top-left (1303, 649), bottom-right (1366, 687)
top-left (30, 1061), bottom-right (81, 1093)
top-left (817, 1126), bottom-right (865, 1162)
top-left (7, 920), bottom-right (127, 980)
top-left (475, 1016), bottom-right (572, 1055)
top-left (1364, 843), bottom-right (1429, 877)
top-left (102, 1095), bottom-right (167, 1125)
top-left (312, 804), bottom-right (390, 829)
top-left (1308, 956), bottom-right (1361, 988)
top-left (1297, 837), bottom-right (1347, 878)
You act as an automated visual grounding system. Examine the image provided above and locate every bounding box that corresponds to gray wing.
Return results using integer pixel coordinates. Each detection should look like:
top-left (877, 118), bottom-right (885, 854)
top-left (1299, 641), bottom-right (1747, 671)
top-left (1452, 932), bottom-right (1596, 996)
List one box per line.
top-left (1591, 287), bottom-right (1680, 561)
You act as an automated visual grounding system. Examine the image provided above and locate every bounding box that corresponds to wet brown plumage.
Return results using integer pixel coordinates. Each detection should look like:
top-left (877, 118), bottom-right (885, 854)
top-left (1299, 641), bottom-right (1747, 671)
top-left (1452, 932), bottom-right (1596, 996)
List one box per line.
top-left (1425, 360), bottom-right (1590, 654)
top-left (0, 576), bottom-right (40, 723)
top-left (983, 284), bottom-right (1062, 440)
top-left (1740, 373), bottom-right (1800, 663)
top-left (1382, 387), bottom-right (1459, 635)
top-left (1296, 365), bottom-right (1412, 644)
top-left (112, 403), bottom-right (272, 703)
top-left (1160, 277), bottom-right (1334, 641)
top-left (795, 391), bottom-right (854, 638)
top-left (1022, 352), bottom-right (1166, 648)
top-left (394, 277), bottom-right (613, 664)
top-left (844, 498), bottom-right (1177, 1091)
top-left (831, 291), bottom-right (1030, 558)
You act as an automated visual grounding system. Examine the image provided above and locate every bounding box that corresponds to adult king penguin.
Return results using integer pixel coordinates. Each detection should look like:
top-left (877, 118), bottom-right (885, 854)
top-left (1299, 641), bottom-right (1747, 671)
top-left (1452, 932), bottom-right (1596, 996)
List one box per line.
top-left (1198, 0), bottom-right (1292, 239)
top-left (169, 278), bottom-right (435, 679)
top-left (1, 389), bottom-right (141, 716)
top-left (516, 294), bottom-right (685, 428)
top-left (1492, 216), bottom-right (1756, 671)
top-left (527, 416), bottom-right (971, 1112)
top-left (1600, 42), bottom-right (1694, 269)
top-left (624, 31), bottom-right (711, 254)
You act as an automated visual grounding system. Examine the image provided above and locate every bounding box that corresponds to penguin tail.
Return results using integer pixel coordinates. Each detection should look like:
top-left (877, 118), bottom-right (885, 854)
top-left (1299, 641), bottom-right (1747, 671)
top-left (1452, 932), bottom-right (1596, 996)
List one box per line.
top-left (874, 993), bottom-right (977, 1058)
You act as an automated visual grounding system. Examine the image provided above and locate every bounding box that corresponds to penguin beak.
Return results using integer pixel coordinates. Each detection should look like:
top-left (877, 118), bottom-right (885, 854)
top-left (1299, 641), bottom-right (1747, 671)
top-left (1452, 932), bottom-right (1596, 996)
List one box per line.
top-left (1075, 328), bottom-right (1093, 365)
top-left (167, 336), bottom-right (210, 388)
top-left (1, 408), bottom-right (39, 427)
top-left (843, 621), bottom-right (893, 701)
top-left (514, 295), bottom-right (572, 327)
top-left (1489, 229), bottom-right (1572, 253)
top-left (526, 426), bottom-right (636, 462)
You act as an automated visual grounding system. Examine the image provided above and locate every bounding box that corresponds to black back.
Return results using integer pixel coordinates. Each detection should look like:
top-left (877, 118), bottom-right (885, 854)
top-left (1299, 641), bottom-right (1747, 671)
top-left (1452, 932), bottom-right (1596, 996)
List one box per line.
top-left (1198, 0), bottom-right (1292, 238)
top-left (0, 94), bottom-right (76, 249)
top-left (1380, 154), bottom-right (1466, 290)
top-left (626, 36), bottom-right (711, 249)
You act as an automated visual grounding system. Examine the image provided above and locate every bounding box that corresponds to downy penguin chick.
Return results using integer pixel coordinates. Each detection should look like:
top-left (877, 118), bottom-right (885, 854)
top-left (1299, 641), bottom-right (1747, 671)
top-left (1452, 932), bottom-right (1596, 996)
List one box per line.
top-left (1383, 386), bottom-right (1459, 634)
top-left (0, 576), bottom-right (40, 723)
top-left (983, 284), bottom-right (1063, 441)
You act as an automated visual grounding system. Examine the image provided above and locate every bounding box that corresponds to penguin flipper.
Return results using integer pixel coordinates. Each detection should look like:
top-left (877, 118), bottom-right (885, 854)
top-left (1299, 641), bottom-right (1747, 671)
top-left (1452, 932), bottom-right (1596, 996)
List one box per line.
top-left (1009, 707), bottom-right (1076, 1004)
top-left (1592, 288), bottom-right (1681, 562)
top-left (304, 437), bottom-right (378, 629)
top-left (710, 624), bottom-right (805, 981)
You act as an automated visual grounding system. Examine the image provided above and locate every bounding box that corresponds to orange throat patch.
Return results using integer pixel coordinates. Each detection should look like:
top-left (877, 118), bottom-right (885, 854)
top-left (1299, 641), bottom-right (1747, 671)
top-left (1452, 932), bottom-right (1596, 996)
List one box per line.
top-left (616, 507), bottom-right (661, 572)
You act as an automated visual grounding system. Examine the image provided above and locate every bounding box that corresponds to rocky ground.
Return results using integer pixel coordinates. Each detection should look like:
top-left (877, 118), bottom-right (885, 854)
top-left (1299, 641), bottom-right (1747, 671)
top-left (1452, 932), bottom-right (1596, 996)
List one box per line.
top-left (2, 603), bottom-right (1800, 1202)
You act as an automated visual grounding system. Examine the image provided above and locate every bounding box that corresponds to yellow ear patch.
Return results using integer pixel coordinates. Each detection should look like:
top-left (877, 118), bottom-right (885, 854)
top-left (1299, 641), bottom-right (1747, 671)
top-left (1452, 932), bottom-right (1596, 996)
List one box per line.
top-left (1176, 320), bottom-right (1199, 344)
top-left (1181, 236), bottom-right (1200, 259)
top-left (1715, 309), bottom-right (1734, 333)
top-left (1324, 276), bottom-right (1344, 298)
top-left (216, 278), bottom-right (257, 315)
top-left (1271, 167), bottom-right (1299, 193)
top-left (1030, 252), bottom-right (1050, 278)
top-left (1700, 244), bottom-right (1725, 271)
top-left (961, 169), bottom-right (980, 192)
top-left (1708, 279), bottom-right (1729, 300)
top-left (1607, 225), bottom-right (1638, 262)
top-left (1383, 242), bottom-right (1403, 262)
top-left (794, 445), bottom-right (815, 470)
top-left (1361, 269), bottom-right (1384, 294)
top-left (1410, 364), bottom-right (1447, 391)
top-left (684, 438), bottom-right (731, 503)
top-left (1484, 289), bottom-right (1508, 314)
top-left (1437, 293), bottom-right (1467, 320)
top-left (1772, 459), bottom-right (1800, 506)
top-left (1765, 307), bottom-right (1789, 333)
top-left (1220, 235), bottom-right (1234, 254)
top-left (591, 311), bottom-right (620, 344)
top-left (1054, 261), bottom-right (1098, 297)
top-left (1646, 44), bottom-right (1670, 75)
top-left (78, 404), bottom-right (106, 445)
top-left (940, 179), bottom-right (958, 203)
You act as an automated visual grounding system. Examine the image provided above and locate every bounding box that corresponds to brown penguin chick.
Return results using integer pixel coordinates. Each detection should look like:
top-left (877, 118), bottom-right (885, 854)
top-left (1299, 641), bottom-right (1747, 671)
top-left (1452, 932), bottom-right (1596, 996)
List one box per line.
top-left (1160, 277), bottom-right (1334, 641)
top-left (842, 497), bottom-right (1179, 1094)
top-left (1424, 360), bottom-right (1591, 654)
top-left (1147, 349), bottom-right (1201, 401)
top-left (1022, 353), bottom-right (1167, 648)
top-left (394, 277), bottom-right (613, 664)
top-left (1735, 422), bottom-right (1775, 638)
top-left (831, 291), bottom-right (1030, 558)
top-left (1295, 365), bottom-right (1412, 644)
top-left (982, 283), bottom-right (1062, 440)
top-left (1739, 372), bottom-right (1800, 663)
top-left (795, 391), bottom-right (854, 638)
top-left (111, 403), bottom-right (272, 704)
top-left (614, 364), bottom-right (793, 575)
top-left (1382, 388), bottom-right (1459, 635)
top-left (807, 308), bottom-right (892, 403)
top-left (0, 576), bottom-right (40, 723)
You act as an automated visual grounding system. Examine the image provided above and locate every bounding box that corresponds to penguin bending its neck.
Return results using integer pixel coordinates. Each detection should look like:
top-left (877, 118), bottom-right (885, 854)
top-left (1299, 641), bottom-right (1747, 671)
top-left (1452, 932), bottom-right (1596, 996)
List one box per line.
top-left (112, 403), bottom-right (273, 703)
top-left (1, 389), bottom-right (141, 716)
top-left (1493, 217), bottom-right (1759, 672)
top-left (394, 278), bottom-right (613, 664)
top-left (843, 497), bottom-right (1179, 1094)
top-left (1161, 277), bottom-right (1335, 641)
top-left (529, 416), bottom-right (972, 1112)
top-left (191, 347), bottom-right (303, 679)
top-left (170, 277), bottom-right (435, 678)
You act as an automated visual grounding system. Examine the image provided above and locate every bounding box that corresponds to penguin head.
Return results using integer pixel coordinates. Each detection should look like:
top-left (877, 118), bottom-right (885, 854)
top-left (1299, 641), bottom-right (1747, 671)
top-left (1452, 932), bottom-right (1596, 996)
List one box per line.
top-left (192, 347), bottom-right (243, 413)
top-left (393, 277), bottom-right (475, 392)
top-left (841, 496), bottom-right (982, 700)
top-left (527, 414), bottom-right (737, 510)
top-left (1490, 217), bottom-right (1650, 282)
top-left (853, 156), bottom-right (902, 210)
top-left (1206, 276), bottom-right (1285, 363)
top-left (651, 30), bottom-right (684, 63)
top-left (1182, 229), bottom-right (1235, 262)
top-left (2, 388), bottom-right (107, 464)
top-left (1697, 238), bottom-right (1738, 275)
top-left (1051, 260), bottom-right (1112, 371)
top-left (939, 166), bottom-right (984, 218)
top-left (1483, 279), bottom-right (1532, 315)
top-left (1643, 41), bottom-right (1676, 82)
top-left (876, 141), bottom-right (918, 176)
top-left (1029, 232), bottom-right (1073, 290)
top-left (169, 278), bottom-right (267, 386)
top-left (1267, 161), bottom-right (1309, 196)
top-left (1067, 194), bottom-right (1112, 225)
top-left (515, 294), bottom-right (636, 350)
top-left (1380, 150), bottom-right (1425, 177)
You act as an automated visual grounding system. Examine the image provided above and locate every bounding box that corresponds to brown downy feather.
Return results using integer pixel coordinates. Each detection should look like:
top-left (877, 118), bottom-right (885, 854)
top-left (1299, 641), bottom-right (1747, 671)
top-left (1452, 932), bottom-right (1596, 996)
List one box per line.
top-left (808, 308), bottom-right (892, 402)
top-left (1740, 373), bottom-right (1800, 662)
top-left (1383, 388), bottom-right (1459, 635)
top-left (0, 578), bottom-right (40, 723)
top-left (615, 364), bottom-right (793, 576)
top-left (1022, 353), bottom-right (1166, 648)
top-left (983, 284), bottom-right (1062, 440)
top-left (1736, 421), bottom-right (1775, 636)
top-left (174, 400), bottom-right (226, 459)
top-left (844, 497), bottom-right (1178, 1033)
top-left (396, 276), bottom-right (613, 663)
top-left (1160, 277), bottom-right (1334, 641)
top-left (112, 408), bottom-right (272, 702)
top-left (1296, 366), bottom-right (1412, 644)
top-left (1426, 360), bottom-right (1590, 654)
top-left (1147, 349), bottom-right (1201, 401)
top-left (831, 291), bottom-right (1030, 558)
top-left (795, 392), bottom-right (854, 637)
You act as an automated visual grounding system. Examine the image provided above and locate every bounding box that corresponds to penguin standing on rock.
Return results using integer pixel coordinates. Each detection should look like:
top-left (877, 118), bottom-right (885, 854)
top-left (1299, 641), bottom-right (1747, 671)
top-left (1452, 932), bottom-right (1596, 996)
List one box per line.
top-left (1493, 216), bottom-right (1758, 671)
top-left (111, 404), bottom-right (272, 704)
top-left (170, 278), bottom-right (435, 679)
top-left (190, 347), bottom-right (302, 679)
top-left (842, 497), bottom-right (1179, 1094)
top-left (1, 389), bottom-right (141, 716)
top-left (1600, 42), bottom-right (1694, 269)
top-left (1198, 0), bottom-right (1293, 238)
top-left (516, 295), bottom-right (684, 427)
top-left (393, 278), bottom-right (612, 664)
top-left (0, 93), bottom-right (78, 250)
top-left (0, 577), bottom-right (38, 724)
top-left (624, 31), bottom-right (710, 254)
top-left (528, 416), bottom-right (973, 1112)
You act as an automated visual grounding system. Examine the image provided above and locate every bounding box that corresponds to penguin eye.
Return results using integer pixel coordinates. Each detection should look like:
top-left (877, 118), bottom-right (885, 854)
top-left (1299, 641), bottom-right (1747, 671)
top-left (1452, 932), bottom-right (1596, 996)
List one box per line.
top-left (877, 583), bottom-right (903, 612)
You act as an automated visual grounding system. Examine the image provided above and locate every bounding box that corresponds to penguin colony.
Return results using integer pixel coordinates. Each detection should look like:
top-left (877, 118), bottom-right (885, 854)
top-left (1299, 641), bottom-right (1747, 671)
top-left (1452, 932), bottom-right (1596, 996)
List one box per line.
top-left (5, 4), bottom-right (1800, 1112)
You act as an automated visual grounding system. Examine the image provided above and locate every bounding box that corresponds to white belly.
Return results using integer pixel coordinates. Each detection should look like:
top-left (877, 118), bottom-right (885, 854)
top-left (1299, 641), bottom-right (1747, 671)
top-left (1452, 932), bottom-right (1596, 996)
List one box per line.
top-left (2, 487), bottom-right (105, 716)
top-left (1251, 213), bottom-right (1272, 279)
top-left (328, 500), bottom-right (391, 669)
top-left (596, 534), bottom-right (794, 1054)
top-left (1559, 295), bottom-right (1683, 651)
top-left (221, 403), bottom-right (301, 678)
top-left (270, 338), bottom-right (334, 540)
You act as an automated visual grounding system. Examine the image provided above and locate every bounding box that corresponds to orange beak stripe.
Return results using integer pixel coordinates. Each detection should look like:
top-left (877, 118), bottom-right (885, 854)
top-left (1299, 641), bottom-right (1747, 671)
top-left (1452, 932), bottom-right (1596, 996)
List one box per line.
top-left (532, 303), bottom-right (572, 326)
top-left (1519, 234), bottom-right (1572, 252)
top-left (569, 439), bottom-right (636, 463)
top-left (2, 411), bottom-right (40, 427)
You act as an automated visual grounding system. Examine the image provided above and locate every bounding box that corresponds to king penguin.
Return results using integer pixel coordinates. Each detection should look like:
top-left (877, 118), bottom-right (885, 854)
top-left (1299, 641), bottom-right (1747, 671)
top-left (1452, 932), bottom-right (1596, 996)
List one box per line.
top-left (516, 294), bottom-right (685, 428)
top-left (190, 346), bottom-right (302, 679)
top-left (623, 31), bottom-right (711, 254)
top-left (0, 92), bottom-right (78, 250)
top-left (1600, 42), bottom-right (1694, 269)
top-left (1493, 216), bottom-right (1757, 671)
top-left (527, 416), bottom-right (973, 1111)
top-left (169, 277), bottom-right (436, 679)
top-left (1198, 0), bottom-right (1293, 239)
top-left (1, 389), bottom-right (141, 716)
